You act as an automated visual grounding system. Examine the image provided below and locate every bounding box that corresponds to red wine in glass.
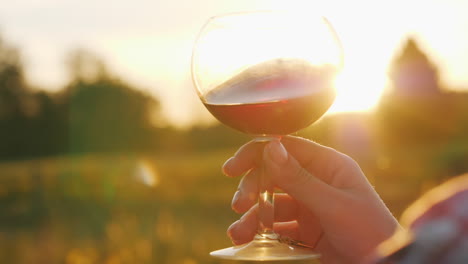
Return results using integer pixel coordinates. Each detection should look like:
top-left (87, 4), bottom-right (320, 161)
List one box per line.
top-left (203, 58), bottom-right (337, 136)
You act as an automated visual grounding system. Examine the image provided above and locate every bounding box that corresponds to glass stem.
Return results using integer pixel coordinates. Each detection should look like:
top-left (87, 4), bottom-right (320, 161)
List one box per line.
top-left (255, 136), bottom-right (279, 238)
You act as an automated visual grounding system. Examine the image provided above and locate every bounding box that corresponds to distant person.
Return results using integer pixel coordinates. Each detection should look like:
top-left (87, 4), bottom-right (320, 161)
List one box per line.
top-left (222, 136), bottom-right (468, 263)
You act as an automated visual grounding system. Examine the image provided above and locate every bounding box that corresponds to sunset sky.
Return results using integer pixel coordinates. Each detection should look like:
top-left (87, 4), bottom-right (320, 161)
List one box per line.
top-left (1, 0), bottom-right (467, 126)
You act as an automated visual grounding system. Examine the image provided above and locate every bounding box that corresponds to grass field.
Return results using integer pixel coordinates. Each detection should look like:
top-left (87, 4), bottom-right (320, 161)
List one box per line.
top-left (0, 144), bottom-right (461, 264)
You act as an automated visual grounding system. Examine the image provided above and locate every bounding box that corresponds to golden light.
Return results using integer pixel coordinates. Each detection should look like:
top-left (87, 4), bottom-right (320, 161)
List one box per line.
top-left (134, 160), bottom-right (159, 187)
top-left (329, 65), bottom-right (387, 113)
top-left (96, 0), bottom-right (465, 125)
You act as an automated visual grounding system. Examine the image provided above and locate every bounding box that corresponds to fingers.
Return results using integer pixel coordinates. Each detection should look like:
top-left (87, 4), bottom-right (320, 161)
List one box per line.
top-left (263, 140), bottom-right (345, 214)
top-left (281, 136), bottom-right (362, 184)
top-left (280, 136), bottom-right (335, 164)
top-left (228, 197), bottom-right (319, 246)
top-left (227, 205), bottom-right (301, 246)
top-left (275, 218), bottom-right (323, 248)
top-left (223, 136), bottom-right (361, 185)
top-left (225, 136), bottom-right (362, 216)
top-left (232, 171), bottom-right (298, 219)
top-left (225, 137), bottom-right (335, 214)
top-left (232, 169), bottom-right (258, 213)
top-left (274, 221), bottom-right (300, 241)
top-left (227, 204), bottom-right (258, 245)
top-left (274, 193), bottom-right (299, 222)
top-left (223, 140), bottom-right (264, 178)
top-left (229, 194), bottom-right (300, 241)
top-left (232, 190), bottom-right (299, 221)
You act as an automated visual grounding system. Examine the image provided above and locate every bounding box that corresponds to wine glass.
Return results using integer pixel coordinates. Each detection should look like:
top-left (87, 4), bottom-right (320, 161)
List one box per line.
top-left (191, 11), bottom-right (343, 261)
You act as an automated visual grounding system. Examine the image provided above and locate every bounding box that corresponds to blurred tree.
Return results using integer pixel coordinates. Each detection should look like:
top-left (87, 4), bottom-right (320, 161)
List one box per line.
top-left (377, 37), bottom-right (454, 147)
top-left (387, 37), bottom-right (441, 97)
top-left (376, 37), bottom-right (468, 180)
top-left (0, 35), bottom-right (75, 160)
top-left (184, 123), bottom-right (249, 152)
top-left (66, 48), bottom-right (108, 83)
top-left (0, 36), bottom-right (37, 160)
top-left (0, 37), bottom-right (28, 119)
top-left (29, 91), bottom-right (68, 155)
top-left (63, 49), bottom-right (161, 154)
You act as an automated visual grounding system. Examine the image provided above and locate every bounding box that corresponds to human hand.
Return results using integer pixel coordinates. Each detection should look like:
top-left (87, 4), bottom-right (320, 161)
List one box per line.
top-left (223, 136), bottom-right (400, 264)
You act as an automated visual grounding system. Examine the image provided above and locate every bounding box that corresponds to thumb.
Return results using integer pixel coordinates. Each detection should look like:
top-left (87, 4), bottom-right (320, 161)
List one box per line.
top-left (263, 140), bottom-right (343, 214)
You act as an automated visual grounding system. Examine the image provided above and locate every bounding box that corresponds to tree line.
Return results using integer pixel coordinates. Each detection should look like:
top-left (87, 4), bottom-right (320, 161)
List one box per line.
top-left (0, 34), bottom-right (467, 175)
top-left (0, 36), bottom-right (249, 161)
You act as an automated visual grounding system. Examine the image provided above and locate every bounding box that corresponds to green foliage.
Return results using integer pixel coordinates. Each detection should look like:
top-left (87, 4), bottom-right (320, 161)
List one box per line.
top-left (0, 37), bottom-right (41, 160)
top-left (0, 41), bottom-right (164, 159)
top-left (65, 78), bottom-right (159, 153)
top-left (0, 153), bottom-right (238, 264)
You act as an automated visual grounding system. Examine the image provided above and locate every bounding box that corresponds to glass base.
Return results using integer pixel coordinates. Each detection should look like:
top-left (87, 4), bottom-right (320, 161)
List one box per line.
top-left (210, 234), bottom-right (320, 261)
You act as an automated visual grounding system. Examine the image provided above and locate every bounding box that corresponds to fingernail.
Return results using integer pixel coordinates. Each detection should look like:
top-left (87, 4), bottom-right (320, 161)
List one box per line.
top-left (231, 190), bottom-right (241, 209)
top-left (266, 140), bottom-right (288, 164)
top-left (222, 157), bottom-right (235, 175)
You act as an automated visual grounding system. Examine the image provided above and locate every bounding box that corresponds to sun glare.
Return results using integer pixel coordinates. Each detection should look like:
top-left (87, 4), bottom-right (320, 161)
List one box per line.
top-left (329, 65), bottom-right (387, 113)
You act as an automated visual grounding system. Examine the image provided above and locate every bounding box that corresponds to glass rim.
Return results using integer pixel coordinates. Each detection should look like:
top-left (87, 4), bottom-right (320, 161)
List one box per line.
top-left (205, 10), bottom-right (327, 23)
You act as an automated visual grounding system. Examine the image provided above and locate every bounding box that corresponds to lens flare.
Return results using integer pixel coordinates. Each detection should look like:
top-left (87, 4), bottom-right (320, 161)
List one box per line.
top-left (134, 160), bottom-right (159, 187)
